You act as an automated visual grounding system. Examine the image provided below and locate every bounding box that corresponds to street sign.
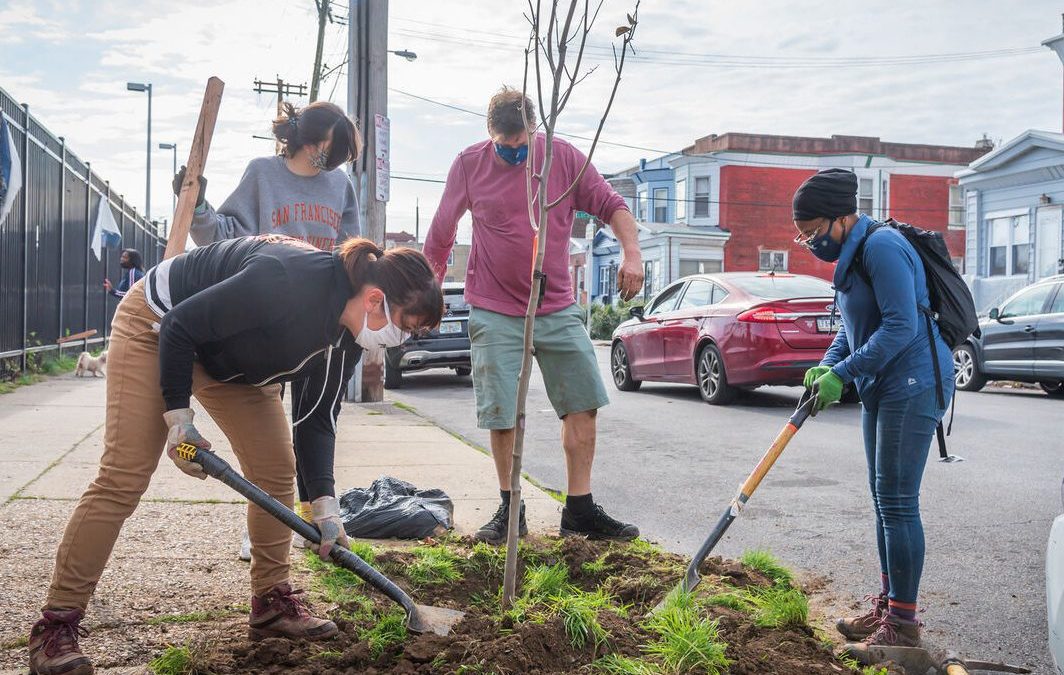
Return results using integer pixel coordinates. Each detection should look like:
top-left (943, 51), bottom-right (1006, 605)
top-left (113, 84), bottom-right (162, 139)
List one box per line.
top-left (374, 113), bottom-right (390, 202)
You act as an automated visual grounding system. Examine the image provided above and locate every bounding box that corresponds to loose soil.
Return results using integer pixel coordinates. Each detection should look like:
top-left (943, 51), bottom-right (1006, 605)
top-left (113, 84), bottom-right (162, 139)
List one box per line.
top-left (190, 536), bottom-right (872, 675)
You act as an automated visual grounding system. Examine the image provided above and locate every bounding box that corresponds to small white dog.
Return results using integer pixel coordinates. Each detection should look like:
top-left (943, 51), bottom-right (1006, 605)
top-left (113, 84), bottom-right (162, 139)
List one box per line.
top-left (76, 350), bottom-right (107, 378)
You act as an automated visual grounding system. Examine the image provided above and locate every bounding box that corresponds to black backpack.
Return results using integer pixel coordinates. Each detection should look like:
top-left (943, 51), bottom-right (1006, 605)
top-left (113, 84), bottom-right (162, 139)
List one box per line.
top-left (852, 218), bottom-right (981, 461)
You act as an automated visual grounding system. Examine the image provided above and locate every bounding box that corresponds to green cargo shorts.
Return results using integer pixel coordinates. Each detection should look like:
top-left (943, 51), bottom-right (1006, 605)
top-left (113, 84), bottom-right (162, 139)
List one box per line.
top-left (467, 304), bottom-right (609, 430)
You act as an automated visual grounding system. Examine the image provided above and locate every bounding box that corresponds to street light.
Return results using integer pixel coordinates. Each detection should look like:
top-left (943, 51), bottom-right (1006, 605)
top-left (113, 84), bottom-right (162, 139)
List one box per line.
top-left (388, 49), bottom-right (417, 62)
top-left (127, 81), bottom-right (152, 222)
top-left (158, 142), bottom-right (177, 216)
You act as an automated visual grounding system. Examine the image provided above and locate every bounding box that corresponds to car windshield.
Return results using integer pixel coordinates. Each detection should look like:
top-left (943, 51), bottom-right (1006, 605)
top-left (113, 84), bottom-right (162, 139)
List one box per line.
top-left (444, 289), bottom-right (469, 312)
top-left (730, 275), bottom-right (833, 300)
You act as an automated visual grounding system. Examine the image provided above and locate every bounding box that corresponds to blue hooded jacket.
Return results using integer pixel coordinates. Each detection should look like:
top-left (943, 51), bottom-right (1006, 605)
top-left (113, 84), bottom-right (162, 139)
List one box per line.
top-left (822, 214), bottom-right (954, 406)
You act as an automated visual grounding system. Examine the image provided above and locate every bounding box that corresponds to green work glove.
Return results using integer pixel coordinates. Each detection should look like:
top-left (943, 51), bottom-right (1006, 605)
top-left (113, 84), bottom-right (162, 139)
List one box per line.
top-left (803, 366), bottom-right (831, 389)
top-left (811, 370), bottom-right (844, 413)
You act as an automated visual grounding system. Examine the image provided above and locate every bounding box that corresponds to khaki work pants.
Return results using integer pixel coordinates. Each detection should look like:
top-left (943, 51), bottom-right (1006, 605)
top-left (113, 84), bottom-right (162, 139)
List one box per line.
top-left (46, 281), bottom-right (295, 610)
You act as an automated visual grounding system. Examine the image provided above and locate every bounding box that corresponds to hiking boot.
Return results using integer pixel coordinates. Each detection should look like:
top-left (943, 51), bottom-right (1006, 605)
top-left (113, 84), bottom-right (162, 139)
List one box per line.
top-left (474, 500), bottom-right (527, 545)
top-left (28, 608), bottom-right (93, 675)
top-left (862, 614), bottom-right (922, 648)
top-left (249, 583), bottom-right (338, 642)
top-left (560, 504), bottom-right (639, 540)
top-left (835, 593), bottom-right (887, 641)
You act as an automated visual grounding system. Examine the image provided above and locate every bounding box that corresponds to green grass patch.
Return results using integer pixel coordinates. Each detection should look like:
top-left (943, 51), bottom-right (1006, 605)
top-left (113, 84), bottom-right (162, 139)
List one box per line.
top-left (467, 540), bottom-right (505, 576)
top-left (550, 589), bottom-right (615, 649)
top-left (391, 400), bottom-right (417, 413)
top-left (705, 589), bottom-right (752, 612)
top-left (740, 549), bottom-right (794, 587)
top-left (593, 654), bottom-right (661, 674)
top-left (0, 635), bottom-right (28, 649)
top-left (359, 608), bottom-right (408, 658)
top-left (308, 649), bottom-right (343, 661)
top-left (366, 410), bottom-right (384, 416)
top-left (149, 645), bottom-right (194, 675)
top-left (303, 549), bottom-right (369, 603)
top-left (581, 553), bottom-right (609, 576)
top-left (407, 545), bottom-right (462, 587)
top-left (642, 590), bottom-right (730, 675)
top-left (746, 585), bottom-right (809, 629)
top-left (523, 562), bottom-right (571, 599)
top-left (627, 538), bottom-right (666, 558)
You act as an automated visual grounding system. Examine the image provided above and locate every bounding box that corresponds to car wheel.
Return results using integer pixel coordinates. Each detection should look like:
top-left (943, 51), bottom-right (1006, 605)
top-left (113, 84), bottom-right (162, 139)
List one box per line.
top-left (697, 344), bottom-right (735, 405)
top-left (952, 344), bottom-right (986, 392)
top-left (840, 384), bottom-right (861, 404)
top-left (611, 342), bottom-right (641, 392)
top-left (1040, 381), bottom-right (1064, 398)
top-left (455, 367), bottom-right (472, 377)
top-left (384, 361), bottom-right (402, 390)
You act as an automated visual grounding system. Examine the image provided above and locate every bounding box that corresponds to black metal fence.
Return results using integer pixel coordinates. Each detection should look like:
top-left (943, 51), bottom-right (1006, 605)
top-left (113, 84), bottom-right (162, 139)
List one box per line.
top-left (0, 84), bottom-right (165, 368)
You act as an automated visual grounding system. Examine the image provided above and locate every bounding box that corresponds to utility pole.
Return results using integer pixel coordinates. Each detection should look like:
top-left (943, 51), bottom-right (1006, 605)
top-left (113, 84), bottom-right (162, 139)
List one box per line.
top-left (1043, 14), bottom-right (1064, 133)
top-left (253, 77), bottom-right (307, 153)
top-left (348, 0), bottom-right (390, 402)
top-left (310, 0), bottom-right (332, 102)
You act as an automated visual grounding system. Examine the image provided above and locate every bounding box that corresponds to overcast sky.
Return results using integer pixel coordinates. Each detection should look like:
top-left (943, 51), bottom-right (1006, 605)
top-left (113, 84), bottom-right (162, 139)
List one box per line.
top-left (3, 0), bottom-right (1063, 245)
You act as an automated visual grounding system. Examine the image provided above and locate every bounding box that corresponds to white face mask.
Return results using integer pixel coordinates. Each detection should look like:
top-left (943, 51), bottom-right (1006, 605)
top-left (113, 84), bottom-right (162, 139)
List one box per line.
top-left (354, 297), bottom-right (410, 351)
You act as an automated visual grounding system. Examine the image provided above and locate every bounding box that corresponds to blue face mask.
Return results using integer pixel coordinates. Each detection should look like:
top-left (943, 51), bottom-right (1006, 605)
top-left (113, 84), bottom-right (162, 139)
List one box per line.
top-left (494, 143), bottom-right (528, 165)
top-left (808, 220), bottom-right (843, 262)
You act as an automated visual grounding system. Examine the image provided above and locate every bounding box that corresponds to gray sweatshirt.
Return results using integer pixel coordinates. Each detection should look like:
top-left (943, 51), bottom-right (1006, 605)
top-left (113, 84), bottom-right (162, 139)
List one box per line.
top-left (190, 155), bottom-right (360, 249)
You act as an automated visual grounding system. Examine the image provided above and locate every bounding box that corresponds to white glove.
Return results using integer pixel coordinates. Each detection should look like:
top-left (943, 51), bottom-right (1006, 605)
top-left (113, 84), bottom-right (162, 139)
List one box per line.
top-left (309, 496), bottom-right (348, 559)
top-left (163, 408), bottom-right (212, 480)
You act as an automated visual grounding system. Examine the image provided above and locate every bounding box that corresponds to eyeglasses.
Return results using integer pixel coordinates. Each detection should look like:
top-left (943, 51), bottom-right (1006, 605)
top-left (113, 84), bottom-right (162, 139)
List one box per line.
top-left (793, 218), bottom-right (834, 248)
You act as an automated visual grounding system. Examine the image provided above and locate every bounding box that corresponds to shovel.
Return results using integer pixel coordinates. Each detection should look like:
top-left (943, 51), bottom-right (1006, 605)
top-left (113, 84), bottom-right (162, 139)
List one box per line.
top-left (176, 443), bottom-right (465, 636)
top-left (654, 390), bottom-right (817, 611)
top-left (844, 644), bottom-right (1031, 674)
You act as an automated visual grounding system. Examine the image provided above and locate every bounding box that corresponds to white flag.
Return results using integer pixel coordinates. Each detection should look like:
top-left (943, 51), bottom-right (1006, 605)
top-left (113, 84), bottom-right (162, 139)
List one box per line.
top-left (91, 197), bottom-right (122, 261)
top-left (0, 117), bottom-right (21, 225)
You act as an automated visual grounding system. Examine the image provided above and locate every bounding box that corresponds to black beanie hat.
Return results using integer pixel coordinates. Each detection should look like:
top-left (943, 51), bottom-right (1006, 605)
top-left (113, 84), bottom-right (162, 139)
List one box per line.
top-left (792, 168), bottom-right (859, 221)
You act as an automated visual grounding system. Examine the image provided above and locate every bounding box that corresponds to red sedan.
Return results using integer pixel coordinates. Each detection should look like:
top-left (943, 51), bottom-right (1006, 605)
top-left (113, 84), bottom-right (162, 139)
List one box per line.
top-left (610, 272), bottom-right (839, 405)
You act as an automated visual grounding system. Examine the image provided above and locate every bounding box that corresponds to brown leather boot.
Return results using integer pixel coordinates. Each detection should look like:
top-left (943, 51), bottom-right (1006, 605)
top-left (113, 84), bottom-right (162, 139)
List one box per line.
top-left (862, 613), bottom-right (922, 648)
top-left (248, 583), bottom-right (338, 641)
top-left (835, 593), bottom-right (887, 641)
top-left (28, 608), bottom-right (93, 675)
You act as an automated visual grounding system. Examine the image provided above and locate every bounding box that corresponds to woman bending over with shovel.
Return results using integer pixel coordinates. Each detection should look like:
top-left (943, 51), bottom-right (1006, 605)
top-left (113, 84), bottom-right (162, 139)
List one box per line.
top-left (27, 235), bottom-right (443, 675)
top-left (792, 169), bottom-right (954, 649)
top-left (173, 100), bottom-right (361, 558)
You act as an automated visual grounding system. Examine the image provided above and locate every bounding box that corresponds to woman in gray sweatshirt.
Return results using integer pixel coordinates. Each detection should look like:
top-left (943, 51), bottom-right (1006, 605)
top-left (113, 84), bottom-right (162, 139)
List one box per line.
top-left (172, 100), bottom-right (362, 557)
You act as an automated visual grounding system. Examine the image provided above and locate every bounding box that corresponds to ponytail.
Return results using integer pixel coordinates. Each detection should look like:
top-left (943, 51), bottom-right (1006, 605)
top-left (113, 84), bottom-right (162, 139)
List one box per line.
top-left (272, 101), bottom-right (362, 166)
top-left (337, 238), bottom-right (444, 328)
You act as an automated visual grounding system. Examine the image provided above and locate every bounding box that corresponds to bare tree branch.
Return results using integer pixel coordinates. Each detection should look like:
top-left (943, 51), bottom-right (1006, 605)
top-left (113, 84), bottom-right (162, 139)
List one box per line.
top-left (548, 1), bottom-right (639, 210)
top-left (555, 0), bottom-right (591, 116)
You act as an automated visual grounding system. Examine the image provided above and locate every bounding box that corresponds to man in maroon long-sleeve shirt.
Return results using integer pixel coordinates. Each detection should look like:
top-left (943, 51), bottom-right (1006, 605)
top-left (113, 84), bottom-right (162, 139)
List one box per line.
top-left (423, 87), bottom-right (644, 543)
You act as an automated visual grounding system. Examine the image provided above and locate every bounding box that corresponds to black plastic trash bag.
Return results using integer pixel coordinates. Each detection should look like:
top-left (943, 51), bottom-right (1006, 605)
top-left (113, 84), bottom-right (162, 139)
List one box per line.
top-left (338, 476), bottom-right (453, 539)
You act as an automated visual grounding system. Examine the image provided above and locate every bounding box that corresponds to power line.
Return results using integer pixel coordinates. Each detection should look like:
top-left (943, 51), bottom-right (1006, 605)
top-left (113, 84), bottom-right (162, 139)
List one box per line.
top-left (389, 87), bottom-right (982, 170)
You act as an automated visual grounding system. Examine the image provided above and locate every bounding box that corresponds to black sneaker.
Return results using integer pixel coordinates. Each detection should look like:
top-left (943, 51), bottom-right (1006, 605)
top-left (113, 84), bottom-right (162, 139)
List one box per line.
top-left (560, 504), bottom-right (639, 540)
top-left (474, 500), bottom-right (527, 545)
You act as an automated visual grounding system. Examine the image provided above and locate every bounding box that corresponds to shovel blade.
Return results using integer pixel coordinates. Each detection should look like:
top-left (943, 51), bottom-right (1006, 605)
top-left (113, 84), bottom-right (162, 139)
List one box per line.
top-left (940, 454), bottom-right (965, 463)
top-left (406, 604), bottom-right (465, 636)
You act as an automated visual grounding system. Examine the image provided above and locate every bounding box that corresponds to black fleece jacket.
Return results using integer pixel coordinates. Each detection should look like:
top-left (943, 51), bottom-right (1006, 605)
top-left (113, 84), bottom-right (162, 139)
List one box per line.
top-left (149, 235), bottom-right (362, 498)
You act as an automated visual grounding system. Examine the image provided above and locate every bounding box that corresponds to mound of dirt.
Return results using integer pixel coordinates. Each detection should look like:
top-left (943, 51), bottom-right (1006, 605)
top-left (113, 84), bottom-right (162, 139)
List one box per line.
top-left (196, 536), bottom-right (856, 674)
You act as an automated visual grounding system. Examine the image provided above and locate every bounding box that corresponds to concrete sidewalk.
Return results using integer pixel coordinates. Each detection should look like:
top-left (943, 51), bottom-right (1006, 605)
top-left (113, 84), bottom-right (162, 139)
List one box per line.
top-left (0, 373), bottom-right (559, 672)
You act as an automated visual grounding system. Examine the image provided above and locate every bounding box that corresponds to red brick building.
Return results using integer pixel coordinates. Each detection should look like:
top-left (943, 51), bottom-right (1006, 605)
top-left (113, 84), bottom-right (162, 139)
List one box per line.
top-left (612, 133), bottom-right (990, 285)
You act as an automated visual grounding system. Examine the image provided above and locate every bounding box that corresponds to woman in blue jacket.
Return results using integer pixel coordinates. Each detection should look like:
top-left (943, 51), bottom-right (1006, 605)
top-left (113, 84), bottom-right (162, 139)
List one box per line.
top-left (793, 169), bottom-right (954, 649)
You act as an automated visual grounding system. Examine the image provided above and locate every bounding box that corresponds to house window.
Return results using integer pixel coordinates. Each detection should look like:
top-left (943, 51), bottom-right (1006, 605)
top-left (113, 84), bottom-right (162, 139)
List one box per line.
top-left (988, 214), bottom-right (1029, 276)
top-left (951, 256), bottom-right (964, 274)
top-left (447, 250), bottom-right (454, 266)
top-left (635, 191), bottom-right (647, 221)
top-left (678, 259), bottom-right (722, 276)
top-left (694, 177), bottom-right (710, 218)
top-left (653, 187), bottom-right (668, 223)
top-left (948, 185), bottom-right (965, 230)
top-left (642, 260), bottom-right (660, 298)
top-left (598, 264), bottom-right (614, 299)
top-left (675, 179), bottom-right (686, 221)
top-left (758, 250), bottom-right (788, 272)
top-left (859, 178), bottom-right (874, 215)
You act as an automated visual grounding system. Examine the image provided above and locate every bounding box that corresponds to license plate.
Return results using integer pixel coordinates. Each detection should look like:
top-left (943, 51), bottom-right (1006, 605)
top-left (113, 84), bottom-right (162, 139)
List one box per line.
top-left (816, 317), bottom-right (840, 333)
top-left (438, 321), bottom-right (462, 335)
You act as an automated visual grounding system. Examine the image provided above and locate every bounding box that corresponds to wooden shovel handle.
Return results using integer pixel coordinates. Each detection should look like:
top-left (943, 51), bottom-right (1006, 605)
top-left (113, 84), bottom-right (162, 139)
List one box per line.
top-left (165, 77), bottom-right (224, 259)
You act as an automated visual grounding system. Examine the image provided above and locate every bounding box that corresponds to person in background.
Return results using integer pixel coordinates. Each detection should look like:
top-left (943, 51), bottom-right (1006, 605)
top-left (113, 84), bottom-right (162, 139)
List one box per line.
top-left (792, 168), bottom-right (954, 649)
top-left (103, 248), bottom-right (145, 299)
top-left (423, 86), bottom-right (644, 544)
top-left (173, 100), bottom-right (361, 559)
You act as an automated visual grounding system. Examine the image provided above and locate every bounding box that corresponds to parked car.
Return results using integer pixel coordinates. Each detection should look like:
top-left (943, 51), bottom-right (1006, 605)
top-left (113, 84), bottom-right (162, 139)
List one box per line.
top-left (384, 282), bottom-right (471, 389)
top-left (1049, 477), bottom-right (1064, 673)
top-left (952, 275), bottom-right (1064, 397)
top-left (610, 272), bottom-right (847, 405)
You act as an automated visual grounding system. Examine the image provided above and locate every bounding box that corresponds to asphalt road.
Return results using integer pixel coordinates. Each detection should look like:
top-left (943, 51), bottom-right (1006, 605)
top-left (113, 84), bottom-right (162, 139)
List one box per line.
top-left (389, 346), bottom-right (1064, 673)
